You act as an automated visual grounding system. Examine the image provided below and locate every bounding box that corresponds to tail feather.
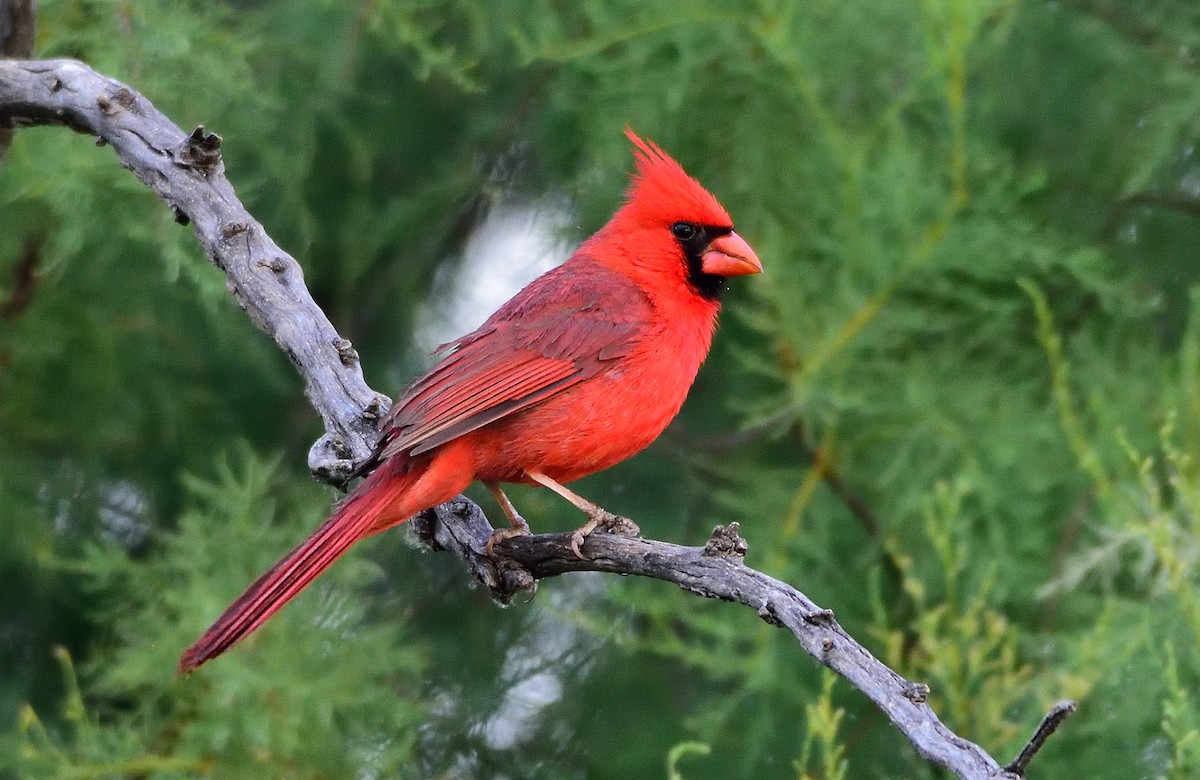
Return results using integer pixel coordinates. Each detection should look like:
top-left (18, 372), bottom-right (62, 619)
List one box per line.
top-left (179, 466), bottom-right (413, 673)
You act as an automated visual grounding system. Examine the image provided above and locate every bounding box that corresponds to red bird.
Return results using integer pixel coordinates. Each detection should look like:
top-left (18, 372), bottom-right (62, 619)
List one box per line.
top-left (179, 130), bottom-right (762, 672)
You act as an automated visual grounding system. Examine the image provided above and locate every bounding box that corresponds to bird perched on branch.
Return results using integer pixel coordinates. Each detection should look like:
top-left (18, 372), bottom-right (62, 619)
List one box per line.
top-left (180, 129), bottom-right (762, 672)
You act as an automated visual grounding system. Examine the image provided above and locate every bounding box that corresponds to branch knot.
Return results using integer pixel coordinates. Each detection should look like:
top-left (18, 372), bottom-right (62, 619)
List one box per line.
top-left (702, 522), bottom-right (748, 558)
top-left (113, 86), bottom-right (137, 111)
top-left (178, 125), bottom-right (222, 171)
top-left (803, 607), bottom-right (835, 624)
top-left (903, 682), bottom-right (931, 703)
top-left (362, 395), bottom-right (388, 421)
top-left (333, 337), bottom-right (359, 366)
top-left (757, 601), bottom-right (783, 626)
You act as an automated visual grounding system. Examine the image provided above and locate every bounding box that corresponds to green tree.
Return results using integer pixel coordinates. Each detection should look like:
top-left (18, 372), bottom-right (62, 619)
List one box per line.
top-left (4, 1), bottom-right (1200, 777)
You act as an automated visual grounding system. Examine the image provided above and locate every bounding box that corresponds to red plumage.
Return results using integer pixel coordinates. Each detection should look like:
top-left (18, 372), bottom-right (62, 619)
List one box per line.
top-left (179, 129), bottom-right (761, 672)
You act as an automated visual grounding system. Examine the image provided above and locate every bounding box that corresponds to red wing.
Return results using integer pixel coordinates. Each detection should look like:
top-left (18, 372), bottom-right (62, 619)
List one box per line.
top-left (376, 258), bottom-right (650, 461)
top-left (383, 350), bottom-right (581, 457)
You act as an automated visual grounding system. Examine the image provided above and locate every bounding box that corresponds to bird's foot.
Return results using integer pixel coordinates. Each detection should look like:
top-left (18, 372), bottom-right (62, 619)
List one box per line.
top-left (486, 514), bottom-right (531, 556)
top-left (568, 509), bottom-right (640, 559)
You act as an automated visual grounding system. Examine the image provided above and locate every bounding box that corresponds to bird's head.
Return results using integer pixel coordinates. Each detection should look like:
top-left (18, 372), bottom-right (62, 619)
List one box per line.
top-left (591, 128), bottom-right (762, 301)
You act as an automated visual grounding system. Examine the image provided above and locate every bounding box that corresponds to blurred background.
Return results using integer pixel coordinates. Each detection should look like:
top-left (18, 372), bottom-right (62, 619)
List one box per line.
top-left (3, 1), bottom-right (1200, 777)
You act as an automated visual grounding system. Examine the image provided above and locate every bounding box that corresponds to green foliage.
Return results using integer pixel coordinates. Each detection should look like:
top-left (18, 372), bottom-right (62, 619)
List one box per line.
top-left (794, 672), bottom-right (849, 780)
top-left (2, 448), bottom-right (427, 778)
top-left (1161, 644), bottom-right (1200, 780)
top-left (876, 479), bottom-right (1036, 753)
top-left (5, 0), bottom-right (1200, 777)
top-left (12, 647), bottom-right (207, 779)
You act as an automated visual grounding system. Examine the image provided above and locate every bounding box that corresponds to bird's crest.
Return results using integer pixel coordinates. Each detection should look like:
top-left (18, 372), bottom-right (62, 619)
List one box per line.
top-left (622, 128), bottom-right (732, 229)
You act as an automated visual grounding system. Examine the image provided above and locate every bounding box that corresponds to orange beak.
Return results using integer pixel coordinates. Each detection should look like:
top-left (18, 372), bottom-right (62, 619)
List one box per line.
top-left (700, 231), bottom-right (763, 277)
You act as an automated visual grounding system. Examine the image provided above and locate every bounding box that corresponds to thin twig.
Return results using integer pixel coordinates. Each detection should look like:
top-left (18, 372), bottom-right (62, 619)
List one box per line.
top-left (1, 233), bottom-right (41, 321)
top-left (1003, 700), bottom-right (1078, 776)
top-left (794, 418), bottom-right (885, 538)
top-left (1102, 189), bottom-right (1200, 237)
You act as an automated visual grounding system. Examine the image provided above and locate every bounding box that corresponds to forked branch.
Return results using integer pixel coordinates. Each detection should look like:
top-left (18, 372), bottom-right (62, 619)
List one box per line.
top-left (0, 57), bottom-right (1073, 780)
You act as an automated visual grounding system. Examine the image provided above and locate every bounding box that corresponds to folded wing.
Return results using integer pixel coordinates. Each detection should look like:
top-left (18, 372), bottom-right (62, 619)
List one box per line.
top-left (374, 257), bottom-right (651, 463)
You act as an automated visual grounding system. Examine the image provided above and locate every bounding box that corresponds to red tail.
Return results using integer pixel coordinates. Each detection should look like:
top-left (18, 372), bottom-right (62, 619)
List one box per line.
top-left (179, 465), bottom-right (415, 673)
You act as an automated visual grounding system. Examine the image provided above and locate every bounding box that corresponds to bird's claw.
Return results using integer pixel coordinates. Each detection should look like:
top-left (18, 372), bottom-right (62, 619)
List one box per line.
top-left (568, 530), bottom-right (588, 559)
top-left (482, 525), bottom-right (530, 556)
top-left (487, 506), bottom-right (530, 556)
top-left (568, 510), bottom-right (640, 559)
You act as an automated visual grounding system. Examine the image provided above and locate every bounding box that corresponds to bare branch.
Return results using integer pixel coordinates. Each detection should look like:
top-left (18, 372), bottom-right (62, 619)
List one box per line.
top-left (0, 57), bottom-right (1072, 780)
top-left (0, 58), bottom-right (387, 481)
top-left (412, 501), bottom-right (1043, 780)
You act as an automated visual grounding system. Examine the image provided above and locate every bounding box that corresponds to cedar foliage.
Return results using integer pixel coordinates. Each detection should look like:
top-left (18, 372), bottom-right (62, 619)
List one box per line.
top-left (3, 1), bottom-right (1200, 777)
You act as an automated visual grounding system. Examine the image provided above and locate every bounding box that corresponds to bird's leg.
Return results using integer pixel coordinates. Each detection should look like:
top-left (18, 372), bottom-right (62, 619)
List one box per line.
top-left (485, 481), bottom-right (531, 555)
top-left (525, 471), bottom-right (641, 558)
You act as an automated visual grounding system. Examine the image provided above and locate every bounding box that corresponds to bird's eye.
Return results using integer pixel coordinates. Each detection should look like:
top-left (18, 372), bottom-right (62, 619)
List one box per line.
top-left (671, 222), bottom-right (697, 241)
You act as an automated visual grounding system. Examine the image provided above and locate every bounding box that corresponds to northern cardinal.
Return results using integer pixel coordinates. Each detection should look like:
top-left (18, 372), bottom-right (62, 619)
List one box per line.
top-left (179, 129), bottom-right (761, 672)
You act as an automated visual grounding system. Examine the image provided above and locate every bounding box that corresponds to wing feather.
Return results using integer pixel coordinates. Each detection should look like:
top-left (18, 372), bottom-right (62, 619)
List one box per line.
top-left (387, 356), bottom-right (578, 457)
top-left (371, 257), bottom-right (650, 464)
